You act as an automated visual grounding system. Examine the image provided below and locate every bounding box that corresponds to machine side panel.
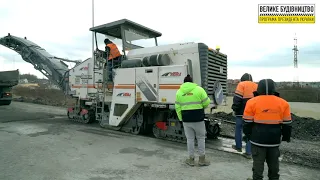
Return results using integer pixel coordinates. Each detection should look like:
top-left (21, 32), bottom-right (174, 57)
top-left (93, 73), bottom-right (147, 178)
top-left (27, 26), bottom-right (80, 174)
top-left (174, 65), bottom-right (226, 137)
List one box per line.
top-left (109, 68), bottom-right (136, 126)
top-left (126, 43), bottom-right (203, 89)
top-left (135, 67), bottom-right (159, 102)
top-left (158, 65), bottom-right (188, 104)
top-left (68, 58), bottom-right (101, 99)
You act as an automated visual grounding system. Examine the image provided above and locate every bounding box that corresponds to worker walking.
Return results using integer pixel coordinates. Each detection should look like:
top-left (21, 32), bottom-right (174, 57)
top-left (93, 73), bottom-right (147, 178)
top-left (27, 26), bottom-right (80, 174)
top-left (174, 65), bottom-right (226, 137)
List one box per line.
top-left (231, 73), bottom-right (258, 158)
top-left (175, 74), bottom-right (211, 166)
top-left (243, 79), bottom-right (292, 180)
top-left (104, 38), bottom-right (121, 82)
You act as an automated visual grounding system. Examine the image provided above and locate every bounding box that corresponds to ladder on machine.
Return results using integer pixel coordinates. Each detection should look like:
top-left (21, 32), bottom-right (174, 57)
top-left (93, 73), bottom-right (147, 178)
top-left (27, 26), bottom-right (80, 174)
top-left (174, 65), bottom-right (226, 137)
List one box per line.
top-left (93, 50), bottom-right (120, 123)
top-left (93, 51), bottom-right (107, 122)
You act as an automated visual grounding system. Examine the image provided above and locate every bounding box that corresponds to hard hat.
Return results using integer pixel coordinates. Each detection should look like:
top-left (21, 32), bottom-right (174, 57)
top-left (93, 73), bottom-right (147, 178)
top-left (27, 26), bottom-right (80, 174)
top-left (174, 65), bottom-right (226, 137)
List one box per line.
top-left (216, 45), bottom-right (220, 49)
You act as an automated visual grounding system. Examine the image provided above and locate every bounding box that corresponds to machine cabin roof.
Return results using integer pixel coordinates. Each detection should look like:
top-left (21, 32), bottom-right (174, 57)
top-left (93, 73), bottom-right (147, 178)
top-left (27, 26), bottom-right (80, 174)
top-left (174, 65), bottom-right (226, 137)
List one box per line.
top-left (89, 19), bottom-right (162, 39)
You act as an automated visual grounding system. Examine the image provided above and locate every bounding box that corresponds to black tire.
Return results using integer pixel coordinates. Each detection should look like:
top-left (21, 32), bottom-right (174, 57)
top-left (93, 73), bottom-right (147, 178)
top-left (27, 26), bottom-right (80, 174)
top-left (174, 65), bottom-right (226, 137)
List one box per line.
top-left (206, 123), bottom-right (221, 139)
top-left (67, 111), bottom-right (74, 119)
top-left (82, 111), bottom-right (92, 124)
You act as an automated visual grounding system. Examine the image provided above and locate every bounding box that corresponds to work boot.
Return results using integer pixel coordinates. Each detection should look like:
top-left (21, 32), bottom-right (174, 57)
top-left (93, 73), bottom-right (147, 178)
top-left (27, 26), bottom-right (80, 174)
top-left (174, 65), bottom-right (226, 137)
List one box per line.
top-left (198, 155), bottom-right (210, 166)
top-left (242, 153), bottom-right (252, 159)
top-left (232, 145), bottom-right (242, 152)
top-left (185, 156), bottom-right (195, 166)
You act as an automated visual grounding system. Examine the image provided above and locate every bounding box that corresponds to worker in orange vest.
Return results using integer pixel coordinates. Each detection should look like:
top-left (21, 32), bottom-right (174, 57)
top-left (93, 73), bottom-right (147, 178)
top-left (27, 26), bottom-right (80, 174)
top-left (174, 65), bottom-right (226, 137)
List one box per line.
top-left (231, 73), bottom-right (258, 158)
top-left (104, 38), bottom-right (121, 82)
top-left (243, 79), bottom-right (292, 180)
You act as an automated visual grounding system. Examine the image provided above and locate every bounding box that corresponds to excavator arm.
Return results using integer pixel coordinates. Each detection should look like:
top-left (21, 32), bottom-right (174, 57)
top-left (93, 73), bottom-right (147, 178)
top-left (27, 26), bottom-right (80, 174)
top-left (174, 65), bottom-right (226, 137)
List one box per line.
top-left (0, 34), bottom-right (81, 94)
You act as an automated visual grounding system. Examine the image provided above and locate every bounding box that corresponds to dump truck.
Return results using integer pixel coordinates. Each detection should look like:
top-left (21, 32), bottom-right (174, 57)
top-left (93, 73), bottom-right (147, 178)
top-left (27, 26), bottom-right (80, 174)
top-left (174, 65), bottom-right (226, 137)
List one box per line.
top-left (0, 69), bottom-right (19, 105)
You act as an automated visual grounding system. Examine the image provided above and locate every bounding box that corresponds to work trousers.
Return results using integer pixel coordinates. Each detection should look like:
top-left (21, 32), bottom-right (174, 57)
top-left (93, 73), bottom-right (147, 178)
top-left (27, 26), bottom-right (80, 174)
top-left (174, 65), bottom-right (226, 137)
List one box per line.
top-left (235, 116), bottom-right (251, 154)
top-left (251, 144), bottom-right (280, 180)
top-left (183, 121), bottom-right (206, 157)
top-left (107, 58), bottom-right (120, 82)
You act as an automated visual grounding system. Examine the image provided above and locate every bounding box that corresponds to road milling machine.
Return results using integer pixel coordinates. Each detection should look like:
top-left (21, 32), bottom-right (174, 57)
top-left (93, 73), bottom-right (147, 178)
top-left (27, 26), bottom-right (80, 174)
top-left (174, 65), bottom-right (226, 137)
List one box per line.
top-left (0, 19), bottom-right (228, 142)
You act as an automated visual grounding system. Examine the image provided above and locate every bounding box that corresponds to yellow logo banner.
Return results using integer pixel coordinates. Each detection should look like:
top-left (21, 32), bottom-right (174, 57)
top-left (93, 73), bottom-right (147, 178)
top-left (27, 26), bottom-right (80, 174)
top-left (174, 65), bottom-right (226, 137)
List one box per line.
top-left (258, 4), bottom-right (315, 24)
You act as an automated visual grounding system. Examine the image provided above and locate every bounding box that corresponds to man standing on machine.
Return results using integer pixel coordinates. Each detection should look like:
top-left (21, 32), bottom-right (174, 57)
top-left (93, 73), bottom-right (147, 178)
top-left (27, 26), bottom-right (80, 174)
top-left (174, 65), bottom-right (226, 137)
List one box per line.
top-left (104, 38), bottom-right (121, 82)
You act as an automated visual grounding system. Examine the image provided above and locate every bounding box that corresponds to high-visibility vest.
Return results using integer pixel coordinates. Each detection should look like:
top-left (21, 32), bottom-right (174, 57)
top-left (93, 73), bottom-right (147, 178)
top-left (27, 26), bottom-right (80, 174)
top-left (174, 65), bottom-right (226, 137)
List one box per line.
top-left (243, 96), bottom-right (292, 125)
top-left (232, 81), bottom-right (258, 115)
top-left (175, 82), bottom-right (210, 122)
top-left (243, 95), bottom-right (292, 147)
top-left (234, 81), bottom-right (258, 99)
top-left (106, 43), bottom-right (121, 60)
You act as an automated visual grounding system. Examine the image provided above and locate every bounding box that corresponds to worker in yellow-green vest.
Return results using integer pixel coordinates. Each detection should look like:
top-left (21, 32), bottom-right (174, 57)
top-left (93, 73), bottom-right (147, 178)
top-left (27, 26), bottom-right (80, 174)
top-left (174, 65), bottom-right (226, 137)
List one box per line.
top-left (175, 74), bottom-right (211, 166)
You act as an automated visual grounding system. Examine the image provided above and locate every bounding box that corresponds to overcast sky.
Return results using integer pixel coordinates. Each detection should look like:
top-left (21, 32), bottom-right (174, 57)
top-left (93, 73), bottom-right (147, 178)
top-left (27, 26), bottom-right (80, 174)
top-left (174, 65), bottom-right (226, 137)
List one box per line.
top-left (0, 0), bottom-right (319, 82)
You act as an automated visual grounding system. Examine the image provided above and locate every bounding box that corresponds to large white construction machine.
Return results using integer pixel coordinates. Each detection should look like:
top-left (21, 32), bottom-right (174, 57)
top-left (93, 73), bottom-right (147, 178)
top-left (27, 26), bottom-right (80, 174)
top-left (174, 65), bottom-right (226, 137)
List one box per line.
top-left (0, 19), bottom-right (228, 142)
top-left (66, 19), bottom-right (228, 141)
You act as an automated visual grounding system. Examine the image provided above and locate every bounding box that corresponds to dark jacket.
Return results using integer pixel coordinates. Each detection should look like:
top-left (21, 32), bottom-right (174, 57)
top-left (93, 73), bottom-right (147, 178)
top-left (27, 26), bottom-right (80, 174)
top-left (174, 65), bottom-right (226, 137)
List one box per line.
top-left (231, 73), bottom-right (258, 116)
top-left (243, 79), bottom-right (292, 147)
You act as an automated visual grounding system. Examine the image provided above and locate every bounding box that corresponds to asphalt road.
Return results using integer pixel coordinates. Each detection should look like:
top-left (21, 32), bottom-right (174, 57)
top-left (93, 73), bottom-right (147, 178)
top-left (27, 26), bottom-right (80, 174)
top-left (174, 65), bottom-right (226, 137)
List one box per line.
top-left (0, 102), bottom-right (319, 180)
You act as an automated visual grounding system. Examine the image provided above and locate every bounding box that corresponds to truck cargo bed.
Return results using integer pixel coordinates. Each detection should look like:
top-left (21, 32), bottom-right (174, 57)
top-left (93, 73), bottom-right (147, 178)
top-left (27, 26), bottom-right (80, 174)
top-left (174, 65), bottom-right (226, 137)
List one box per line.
top-left (0, 69), bottom-right (19, 87)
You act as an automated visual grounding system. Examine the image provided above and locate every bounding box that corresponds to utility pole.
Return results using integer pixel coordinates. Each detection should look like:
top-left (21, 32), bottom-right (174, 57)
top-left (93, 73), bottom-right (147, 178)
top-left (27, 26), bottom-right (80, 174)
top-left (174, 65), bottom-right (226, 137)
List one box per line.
top-left (92, 0), bottom-right (95, 56)
top-left (293, 33), bottom-right (299, 87)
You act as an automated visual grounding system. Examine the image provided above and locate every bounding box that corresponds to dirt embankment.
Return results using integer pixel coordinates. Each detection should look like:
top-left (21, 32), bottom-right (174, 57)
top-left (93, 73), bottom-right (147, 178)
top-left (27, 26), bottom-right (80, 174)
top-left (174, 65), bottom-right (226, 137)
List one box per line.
top-left (12, 86), bottom-right (75, 107)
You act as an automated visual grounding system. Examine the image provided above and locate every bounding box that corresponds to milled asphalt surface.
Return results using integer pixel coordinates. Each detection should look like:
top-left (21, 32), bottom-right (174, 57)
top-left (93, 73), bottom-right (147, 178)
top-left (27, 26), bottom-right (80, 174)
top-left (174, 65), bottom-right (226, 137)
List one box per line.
top-left (0, 102), bottom-right (319, 180)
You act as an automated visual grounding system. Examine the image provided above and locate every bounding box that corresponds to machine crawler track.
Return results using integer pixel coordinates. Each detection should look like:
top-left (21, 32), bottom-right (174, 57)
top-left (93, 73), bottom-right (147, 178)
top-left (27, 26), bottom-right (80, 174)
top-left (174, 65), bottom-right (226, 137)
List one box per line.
top-left (67, 105), bottom-right (222, 145)
top-left (67, 113), bottom-right (237, 151)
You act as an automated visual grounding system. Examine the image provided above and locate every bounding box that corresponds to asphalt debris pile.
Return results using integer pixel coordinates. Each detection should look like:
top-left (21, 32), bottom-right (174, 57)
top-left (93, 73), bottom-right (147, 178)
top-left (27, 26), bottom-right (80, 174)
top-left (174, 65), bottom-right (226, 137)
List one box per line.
top-left (213, 112), bottom-right (320, 142)
top-left (291, 114), bottom-right (320, 141)
top-left (212, 112), bottom-right (234, 121)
